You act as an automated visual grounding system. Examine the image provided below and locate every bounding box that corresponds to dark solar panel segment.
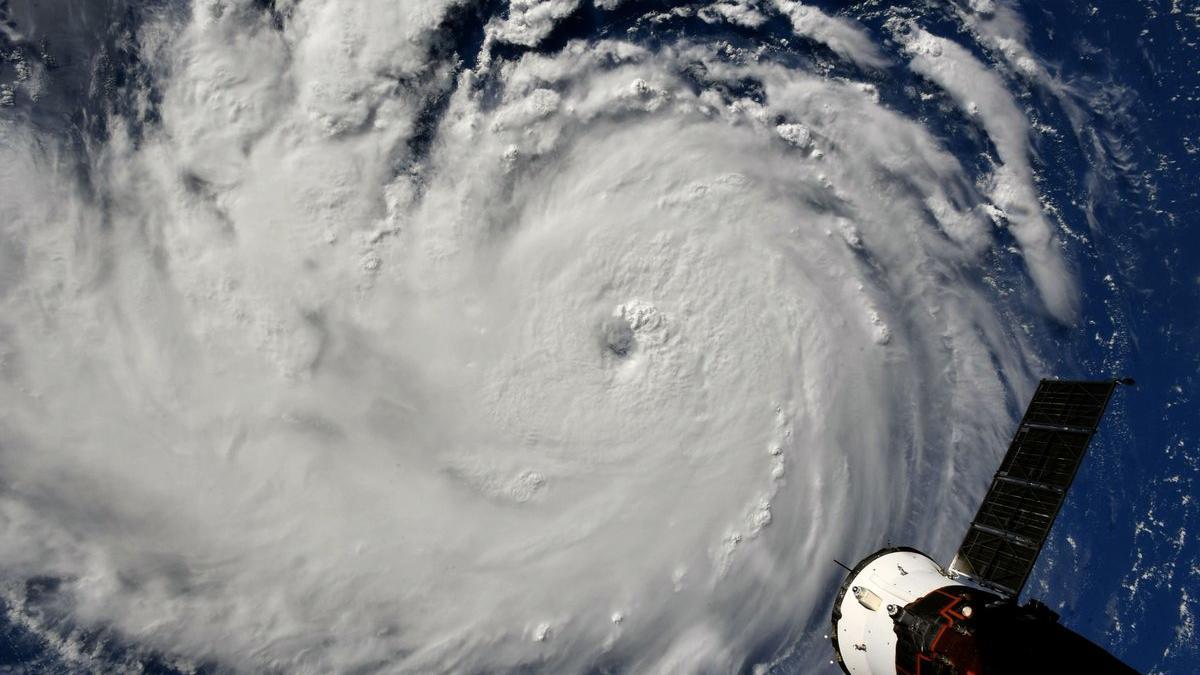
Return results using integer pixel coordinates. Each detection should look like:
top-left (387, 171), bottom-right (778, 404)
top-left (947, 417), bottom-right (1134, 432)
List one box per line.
top-left (949, 379), bottom-right (1117, 597)
top-left (1020, 380), bottom-right (1115, 430)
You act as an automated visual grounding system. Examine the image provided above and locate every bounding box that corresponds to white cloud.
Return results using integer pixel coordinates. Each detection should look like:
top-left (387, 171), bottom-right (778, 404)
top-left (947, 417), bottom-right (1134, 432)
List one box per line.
top-left (488, 0), bottom-right (583, 47)
top-left (0, 2), bottom-right (1066, 672)
top-left (894, 21), bottom-right (1079, 322)
top-left (771, 0), bottom-right (888, 68)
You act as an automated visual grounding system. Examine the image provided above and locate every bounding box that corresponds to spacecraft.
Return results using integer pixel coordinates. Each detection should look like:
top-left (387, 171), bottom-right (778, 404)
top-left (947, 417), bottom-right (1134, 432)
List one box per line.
top-left (830, 379), bottom-right (1138, 674)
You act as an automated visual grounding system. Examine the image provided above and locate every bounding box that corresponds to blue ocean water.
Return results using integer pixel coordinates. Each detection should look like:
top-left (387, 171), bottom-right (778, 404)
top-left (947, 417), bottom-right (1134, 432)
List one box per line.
top-left (0, 0), bottom-right (1195, 672)
top-left (1018, 2), bottom-right (1200, 673)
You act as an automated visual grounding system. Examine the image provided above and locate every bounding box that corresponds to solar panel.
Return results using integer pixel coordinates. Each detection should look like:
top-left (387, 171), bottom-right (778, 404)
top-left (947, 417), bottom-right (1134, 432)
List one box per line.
top-left (949, 379), bottom-right (1117, 597)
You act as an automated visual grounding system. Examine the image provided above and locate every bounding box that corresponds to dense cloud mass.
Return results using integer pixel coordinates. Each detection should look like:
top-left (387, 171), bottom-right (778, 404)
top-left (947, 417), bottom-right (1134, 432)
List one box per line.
top-left (0, 0), bottom-right (1106, 671)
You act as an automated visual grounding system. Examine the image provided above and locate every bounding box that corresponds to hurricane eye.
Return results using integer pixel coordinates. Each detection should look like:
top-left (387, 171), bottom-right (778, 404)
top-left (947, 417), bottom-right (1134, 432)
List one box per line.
top-left (601, 315), bottom-right (635, 357)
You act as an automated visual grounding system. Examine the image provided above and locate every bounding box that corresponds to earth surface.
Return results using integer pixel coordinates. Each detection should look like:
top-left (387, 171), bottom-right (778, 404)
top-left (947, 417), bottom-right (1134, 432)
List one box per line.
top-left (0, 0), bottom-right (1196, 673)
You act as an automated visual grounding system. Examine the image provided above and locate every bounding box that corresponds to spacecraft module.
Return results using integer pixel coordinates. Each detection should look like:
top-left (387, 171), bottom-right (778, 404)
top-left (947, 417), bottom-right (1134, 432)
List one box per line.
top-left (830, 379), bottom-right (1137, 674)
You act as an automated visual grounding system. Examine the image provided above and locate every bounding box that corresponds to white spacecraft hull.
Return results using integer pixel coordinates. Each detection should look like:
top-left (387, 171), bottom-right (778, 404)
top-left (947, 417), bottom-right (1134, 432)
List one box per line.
top-left (831, 548), bottom-right (971, 674)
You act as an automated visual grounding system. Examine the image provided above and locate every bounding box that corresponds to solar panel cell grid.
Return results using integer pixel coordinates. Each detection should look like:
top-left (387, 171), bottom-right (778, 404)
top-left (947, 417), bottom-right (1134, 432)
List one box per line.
top-left (949, 379), bottom-right (1116, 597)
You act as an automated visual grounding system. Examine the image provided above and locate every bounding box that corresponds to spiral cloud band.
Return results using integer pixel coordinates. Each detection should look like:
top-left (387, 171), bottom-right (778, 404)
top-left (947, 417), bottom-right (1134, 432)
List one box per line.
top-left (0, 0), bottom-right (1091, 671)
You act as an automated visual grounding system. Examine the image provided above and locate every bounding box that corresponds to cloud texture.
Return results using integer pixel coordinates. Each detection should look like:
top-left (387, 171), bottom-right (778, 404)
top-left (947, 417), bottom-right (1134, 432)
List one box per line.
top-left (0, 0), bottom-right (1091, 671)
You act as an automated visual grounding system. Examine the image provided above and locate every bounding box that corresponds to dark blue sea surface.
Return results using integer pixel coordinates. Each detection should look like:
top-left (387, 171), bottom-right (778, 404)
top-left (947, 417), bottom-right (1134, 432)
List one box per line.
top-left (1020, 2), bottom-right (1200, 673)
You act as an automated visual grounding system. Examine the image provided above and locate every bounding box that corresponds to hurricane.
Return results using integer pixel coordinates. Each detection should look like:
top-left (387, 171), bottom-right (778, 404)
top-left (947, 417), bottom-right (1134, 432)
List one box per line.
top-left (0, 0), bottom-right (1156, 672)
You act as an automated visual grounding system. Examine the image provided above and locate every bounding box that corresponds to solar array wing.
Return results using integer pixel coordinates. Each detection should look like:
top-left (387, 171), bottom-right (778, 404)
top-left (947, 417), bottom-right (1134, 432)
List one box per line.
top-left (948, 379), bottom-right (1117, 597)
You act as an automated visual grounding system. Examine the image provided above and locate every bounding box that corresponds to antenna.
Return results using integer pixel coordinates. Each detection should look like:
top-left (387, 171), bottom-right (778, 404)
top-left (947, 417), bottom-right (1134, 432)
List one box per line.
top-left (834, 559), bottom-right (853, 573)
